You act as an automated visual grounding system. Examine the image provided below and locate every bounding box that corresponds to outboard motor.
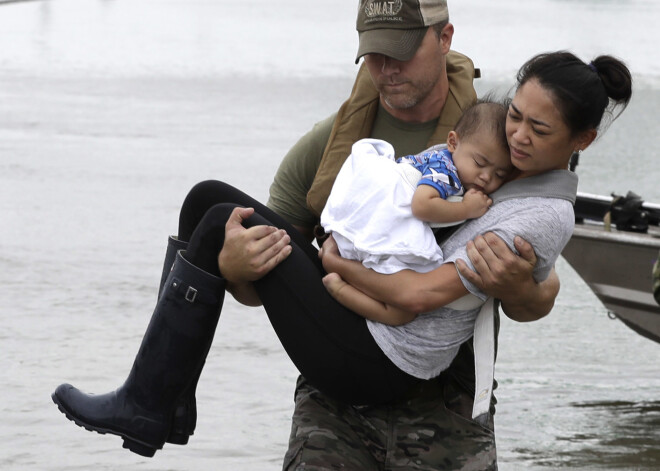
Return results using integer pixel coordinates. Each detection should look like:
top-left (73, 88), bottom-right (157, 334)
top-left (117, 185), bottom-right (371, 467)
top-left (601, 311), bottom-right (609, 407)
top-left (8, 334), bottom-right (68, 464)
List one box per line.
top-left (610, 191), bottom-right (649, 233)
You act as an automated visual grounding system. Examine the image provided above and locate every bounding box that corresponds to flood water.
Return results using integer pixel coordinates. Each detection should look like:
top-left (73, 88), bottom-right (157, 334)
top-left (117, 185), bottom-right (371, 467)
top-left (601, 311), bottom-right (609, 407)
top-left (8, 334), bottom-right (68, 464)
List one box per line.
top-left (1, 0), bottom-right (659, 469)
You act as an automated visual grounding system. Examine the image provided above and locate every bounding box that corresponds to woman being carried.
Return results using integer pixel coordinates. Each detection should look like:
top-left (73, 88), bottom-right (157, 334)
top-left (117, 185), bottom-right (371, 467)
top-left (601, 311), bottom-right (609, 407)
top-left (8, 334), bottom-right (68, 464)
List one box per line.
top-left (51, 51), bottom-right (632, 458)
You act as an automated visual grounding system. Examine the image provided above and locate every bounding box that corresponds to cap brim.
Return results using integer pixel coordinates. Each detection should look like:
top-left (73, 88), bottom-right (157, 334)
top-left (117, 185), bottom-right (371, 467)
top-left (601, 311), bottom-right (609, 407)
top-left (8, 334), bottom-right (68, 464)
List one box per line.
top-left (355, 27), bottom-right (427, 64)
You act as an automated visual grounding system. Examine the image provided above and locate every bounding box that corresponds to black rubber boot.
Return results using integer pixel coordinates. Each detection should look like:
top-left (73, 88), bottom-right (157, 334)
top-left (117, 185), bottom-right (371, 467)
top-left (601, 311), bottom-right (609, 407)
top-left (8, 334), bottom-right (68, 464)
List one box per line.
top-left (158, 236), bottom-right (188, 299)
top-left (156, 236), bottom-right (204, 446)
top-left (52, 251), bottom-right (225, 457)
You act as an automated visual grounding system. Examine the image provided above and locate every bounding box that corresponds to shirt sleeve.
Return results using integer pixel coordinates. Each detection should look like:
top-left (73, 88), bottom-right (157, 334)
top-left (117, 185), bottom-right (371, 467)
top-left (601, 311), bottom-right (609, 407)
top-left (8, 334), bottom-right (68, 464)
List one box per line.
top-left (266, 113), bottom-right (336, 227)
top-left (400, 148), bottom-right (462, 199)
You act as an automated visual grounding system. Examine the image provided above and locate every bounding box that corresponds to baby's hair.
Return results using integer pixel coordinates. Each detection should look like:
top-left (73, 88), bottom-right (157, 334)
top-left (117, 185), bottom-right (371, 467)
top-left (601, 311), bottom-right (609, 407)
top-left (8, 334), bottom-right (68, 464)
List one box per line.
top-left (454, 98), bottom-right (509, 154)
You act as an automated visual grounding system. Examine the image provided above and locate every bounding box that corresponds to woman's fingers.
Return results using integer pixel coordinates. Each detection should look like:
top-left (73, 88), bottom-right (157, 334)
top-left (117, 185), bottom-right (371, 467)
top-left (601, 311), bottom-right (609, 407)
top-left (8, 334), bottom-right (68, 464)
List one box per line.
top-left (460, 233), bottom-right (537, 299)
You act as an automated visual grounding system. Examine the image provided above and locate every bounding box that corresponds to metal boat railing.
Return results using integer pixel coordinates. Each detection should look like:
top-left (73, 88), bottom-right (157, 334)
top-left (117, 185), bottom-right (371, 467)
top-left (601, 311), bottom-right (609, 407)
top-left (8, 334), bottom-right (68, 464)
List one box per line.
top-left (575, 191), bottom-right (660, 233)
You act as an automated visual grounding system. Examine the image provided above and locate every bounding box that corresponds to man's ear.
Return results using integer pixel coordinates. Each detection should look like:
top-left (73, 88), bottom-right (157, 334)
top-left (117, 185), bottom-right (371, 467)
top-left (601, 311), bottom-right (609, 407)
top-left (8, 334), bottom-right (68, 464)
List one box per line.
top-left (447, 130), bottom-right (459, 152)
top-left (440, 23), bottom-right (454, 54)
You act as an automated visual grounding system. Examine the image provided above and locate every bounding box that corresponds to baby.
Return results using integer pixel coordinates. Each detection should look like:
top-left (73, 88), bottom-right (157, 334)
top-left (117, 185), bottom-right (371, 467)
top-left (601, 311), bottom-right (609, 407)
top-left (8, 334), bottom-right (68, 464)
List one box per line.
top-left (320, 100), bottom-right (513, 324)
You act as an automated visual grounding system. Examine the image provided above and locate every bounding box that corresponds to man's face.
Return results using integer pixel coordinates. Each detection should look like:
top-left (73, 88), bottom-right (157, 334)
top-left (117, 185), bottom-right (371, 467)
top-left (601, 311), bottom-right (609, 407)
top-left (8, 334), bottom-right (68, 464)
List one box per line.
top-left (363, 26), bottom-right (451, 116)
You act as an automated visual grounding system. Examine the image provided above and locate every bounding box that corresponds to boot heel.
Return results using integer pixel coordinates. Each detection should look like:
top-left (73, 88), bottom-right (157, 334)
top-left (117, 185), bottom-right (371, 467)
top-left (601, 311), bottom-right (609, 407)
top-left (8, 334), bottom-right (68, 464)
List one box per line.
top-left (122, 438), bottom-right (157, 458)
top-left (166, 430), bottom-right (189, 445)
top-left (167, 402), bottom-right (193, 445)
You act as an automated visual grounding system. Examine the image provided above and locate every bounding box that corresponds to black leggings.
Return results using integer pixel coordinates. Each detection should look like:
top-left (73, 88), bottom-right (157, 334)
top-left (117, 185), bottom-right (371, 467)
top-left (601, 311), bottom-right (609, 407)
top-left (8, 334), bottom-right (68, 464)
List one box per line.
top-left (176, 180), bottom-right (422, 405)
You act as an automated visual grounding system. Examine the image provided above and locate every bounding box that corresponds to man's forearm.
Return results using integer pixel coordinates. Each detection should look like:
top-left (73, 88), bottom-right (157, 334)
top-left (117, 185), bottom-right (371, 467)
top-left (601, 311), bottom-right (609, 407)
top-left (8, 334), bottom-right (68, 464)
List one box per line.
top-left (227, 281), bottom-right (263, 307)
top-left (500, 270), bottom-right (559, 322)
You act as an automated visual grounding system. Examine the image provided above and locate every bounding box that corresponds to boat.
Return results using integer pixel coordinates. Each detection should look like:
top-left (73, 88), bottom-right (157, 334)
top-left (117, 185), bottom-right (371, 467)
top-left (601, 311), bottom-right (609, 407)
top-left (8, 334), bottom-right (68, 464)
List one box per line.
top-left (561, 191), bottom-right (660, 343)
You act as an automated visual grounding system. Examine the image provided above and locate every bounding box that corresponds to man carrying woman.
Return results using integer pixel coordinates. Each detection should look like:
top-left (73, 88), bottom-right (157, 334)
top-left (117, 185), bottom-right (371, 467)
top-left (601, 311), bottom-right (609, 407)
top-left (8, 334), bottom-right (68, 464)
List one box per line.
top-left (51, 1), bottom-right (632, 469)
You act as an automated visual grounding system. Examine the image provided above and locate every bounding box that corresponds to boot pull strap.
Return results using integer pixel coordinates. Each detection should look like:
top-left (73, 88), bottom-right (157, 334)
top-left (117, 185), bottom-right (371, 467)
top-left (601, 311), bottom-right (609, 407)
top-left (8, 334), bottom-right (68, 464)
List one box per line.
top-left (170, 278), bottom-right (219, 305)
top-left (184, 286), bottom-right (197, 303)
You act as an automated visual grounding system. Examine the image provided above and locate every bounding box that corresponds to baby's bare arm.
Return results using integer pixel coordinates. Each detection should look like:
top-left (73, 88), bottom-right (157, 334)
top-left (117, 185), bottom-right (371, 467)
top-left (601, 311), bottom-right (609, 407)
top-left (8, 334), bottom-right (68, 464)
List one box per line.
top-left (411, 186), bottom-right (491, 223)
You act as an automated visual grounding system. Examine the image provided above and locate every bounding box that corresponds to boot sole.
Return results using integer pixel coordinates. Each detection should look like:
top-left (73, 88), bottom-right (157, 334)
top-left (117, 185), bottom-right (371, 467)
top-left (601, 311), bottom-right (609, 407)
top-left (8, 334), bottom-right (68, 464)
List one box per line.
top-left (51, 393), bottom-right (160, 457)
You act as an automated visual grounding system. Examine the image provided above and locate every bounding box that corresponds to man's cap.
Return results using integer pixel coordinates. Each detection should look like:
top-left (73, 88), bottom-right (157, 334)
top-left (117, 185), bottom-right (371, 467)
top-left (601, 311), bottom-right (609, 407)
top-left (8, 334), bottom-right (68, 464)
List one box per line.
top-left (356, 0), bottom-right (449, 63)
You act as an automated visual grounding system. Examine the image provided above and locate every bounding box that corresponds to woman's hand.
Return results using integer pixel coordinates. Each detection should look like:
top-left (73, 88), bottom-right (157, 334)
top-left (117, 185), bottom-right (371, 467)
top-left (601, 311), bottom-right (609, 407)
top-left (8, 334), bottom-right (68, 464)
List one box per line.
top-left (455, 233), bottom-right (558, 322)
top-left (456, 233), bottom-right (536, 297)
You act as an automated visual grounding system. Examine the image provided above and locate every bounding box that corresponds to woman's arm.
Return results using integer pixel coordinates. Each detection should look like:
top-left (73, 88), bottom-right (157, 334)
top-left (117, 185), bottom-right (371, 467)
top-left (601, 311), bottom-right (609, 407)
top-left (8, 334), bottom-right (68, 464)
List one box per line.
top-left (322, 273), bottom-right (417, 325)
top-left (321, 231), bottom-right (558, 321)
top-left (455, 233), bottom-right (559, 322)
top-left (320, 235), bottom-right (469, 314)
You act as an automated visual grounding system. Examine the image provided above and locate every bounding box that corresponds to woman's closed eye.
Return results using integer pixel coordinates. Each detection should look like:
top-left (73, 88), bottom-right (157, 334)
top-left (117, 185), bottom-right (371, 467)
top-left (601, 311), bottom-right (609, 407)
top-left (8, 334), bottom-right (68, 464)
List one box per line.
top-left (509, 111), bottom-right (549, 136)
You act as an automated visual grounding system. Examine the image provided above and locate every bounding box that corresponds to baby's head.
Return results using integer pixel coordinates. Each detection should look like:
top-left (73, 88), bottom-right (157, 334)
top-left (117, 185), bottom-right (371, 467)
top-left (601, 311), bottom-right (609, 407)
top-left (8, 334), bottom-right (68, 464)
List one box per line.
top-left (448, 100), bottom-right (513, 194)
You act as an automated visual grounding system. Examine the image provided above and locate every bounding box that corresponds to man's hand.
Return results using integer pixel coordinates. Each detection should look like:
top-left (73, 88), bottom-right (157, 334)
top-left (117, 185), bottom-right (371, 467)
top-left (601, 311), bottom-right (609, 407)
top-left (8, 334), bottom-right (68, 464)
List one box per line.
top-left (455, 233), bottom-right (558, 322)
top-left (218, 207), bottom-right (292, 305)
top-left (218, 207), bottom-right (292, 282)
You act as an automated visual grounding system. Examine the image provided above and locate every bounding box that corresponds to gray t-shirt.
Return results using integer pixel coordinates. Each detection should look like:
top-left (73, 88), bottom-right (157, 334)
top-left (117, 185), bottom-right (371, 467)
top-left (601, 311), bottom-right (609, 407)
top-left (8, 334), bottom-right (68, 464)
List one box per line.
top-left (367, 170), bottom-right (578, 379)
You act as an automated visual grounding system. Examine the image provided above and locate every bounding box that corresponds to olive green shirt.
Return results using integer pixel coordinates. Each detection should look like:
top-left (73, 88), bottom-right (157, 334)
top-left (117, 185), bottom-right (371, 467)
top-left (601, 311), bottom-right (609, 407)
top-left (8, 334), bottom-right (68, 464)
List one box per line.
top-left (267, 105), bottom-right (440, 228)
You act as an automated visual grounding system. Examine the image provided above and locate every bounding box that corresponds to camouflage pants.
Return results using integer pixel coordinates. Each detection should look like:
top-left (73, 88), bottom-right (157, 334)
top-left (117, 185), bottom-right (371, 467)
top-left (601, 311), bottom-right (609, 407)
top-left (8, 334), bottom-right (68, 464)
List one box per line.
top-left (653, 250), bottom-right (660, 305)
top-left (283, 376), bottom-right (497, 471)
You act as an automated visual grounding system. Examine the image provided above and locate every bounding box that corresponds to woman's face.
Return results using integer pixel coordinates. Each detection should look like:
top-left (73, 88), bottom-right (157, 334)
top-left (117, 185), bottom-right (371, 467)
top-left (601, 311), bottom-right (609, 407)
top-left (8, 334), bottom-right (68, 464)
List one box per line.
top-left (506, 79), bottom-right (592, 179)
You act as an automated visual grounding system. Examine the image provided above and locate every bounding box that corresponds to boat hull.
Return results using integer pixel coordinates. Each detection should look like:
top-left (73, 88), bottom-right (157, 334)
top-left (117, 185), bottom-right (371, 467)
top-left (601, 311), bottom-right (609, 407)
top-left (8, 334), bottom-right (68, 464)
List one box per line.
top-left (562, 222), bottom-right (660, 343)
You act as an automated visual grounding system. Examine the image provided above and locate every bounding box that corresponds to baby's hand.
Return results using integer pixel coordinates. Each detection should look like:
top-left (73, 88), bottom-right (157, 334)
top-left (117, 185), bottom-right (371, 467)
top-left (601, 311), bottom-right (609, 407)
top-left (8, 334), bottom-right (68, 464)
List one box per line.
top-left (462, 189), bottom-right (492, 219)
